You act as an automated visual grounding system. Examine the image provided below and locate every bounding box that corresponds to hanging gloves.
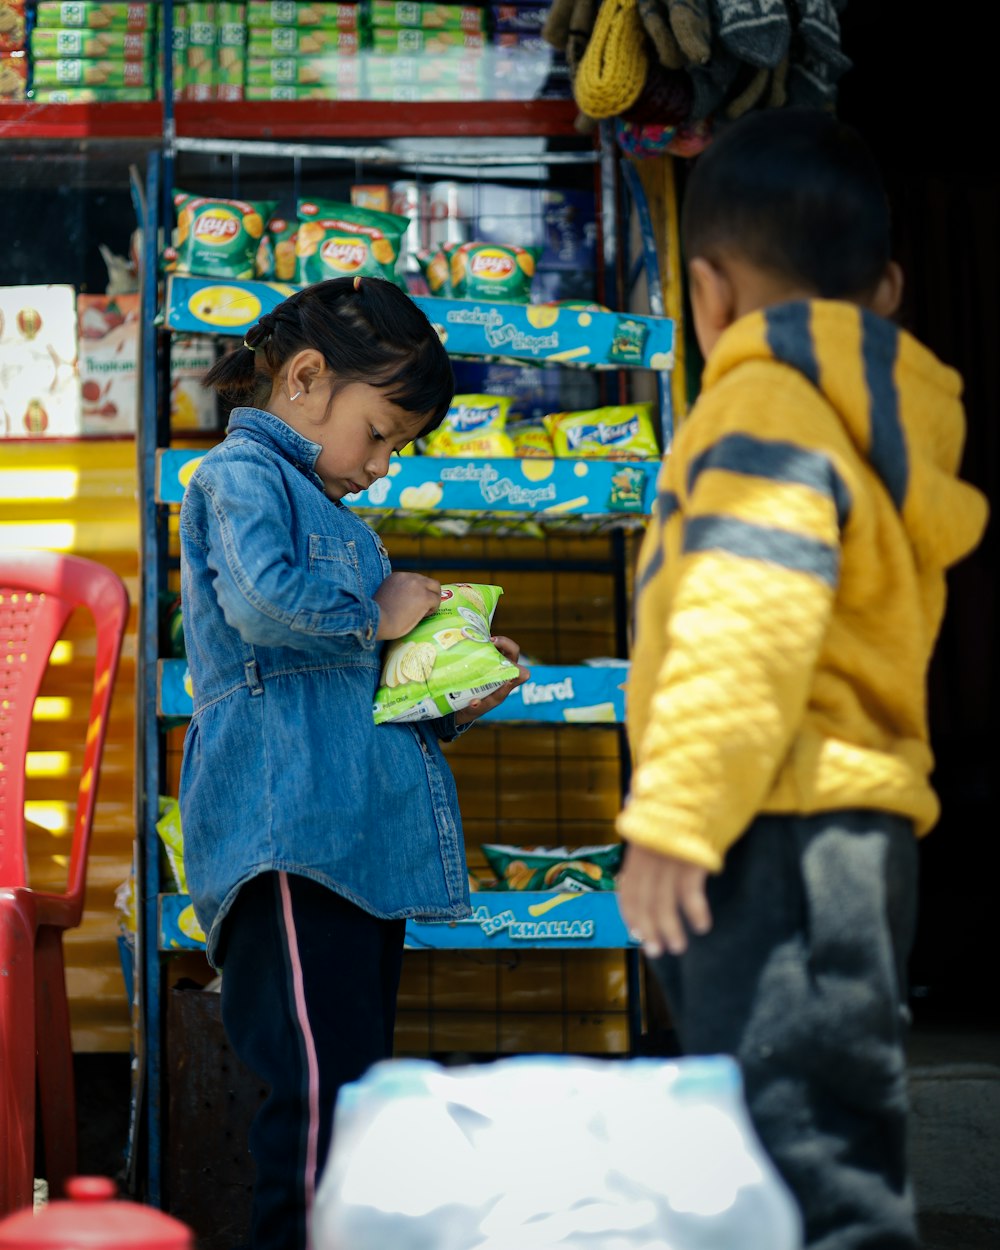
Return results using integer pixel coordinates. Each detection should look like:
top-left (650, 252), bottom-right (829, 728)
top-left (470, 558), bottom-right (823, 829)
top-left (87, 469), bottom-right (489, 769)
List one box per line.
top-left (711, 0), bottom-right (791, 69)
top-left (665, 0), bottom-right (711, 64)
top-left (637, 0), bottom-right (684, 68)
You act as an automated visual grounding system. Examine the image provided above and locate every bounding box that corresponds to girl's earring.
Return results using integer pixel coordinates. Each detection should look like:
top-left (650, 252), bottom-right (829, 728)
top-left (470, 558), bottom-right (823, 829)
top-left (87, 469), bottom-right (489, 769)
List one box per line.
top-left (289, 390), bottom-right (302, 402)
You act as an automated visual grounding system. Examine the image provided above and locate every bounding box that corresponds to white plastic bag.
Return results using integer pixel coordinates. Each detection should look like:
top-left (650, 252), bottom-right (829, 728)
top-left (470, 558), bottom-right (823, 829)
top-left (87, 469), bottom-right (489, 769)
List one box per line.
top-left (313, 1054), bottom-right (803, 1250)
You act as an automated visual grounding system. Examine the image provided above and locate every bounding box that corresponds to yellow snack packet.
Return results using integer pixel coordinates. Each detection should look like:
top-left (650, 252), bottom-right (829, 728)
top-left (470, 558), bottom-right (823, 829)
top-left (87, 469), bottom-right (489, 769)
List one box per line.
top-left (422, 394), bottom-right (515, 458)
top-left (544, 403), bottom-right (660, 459)
top-left (508, 419), bottom-right (554, 458)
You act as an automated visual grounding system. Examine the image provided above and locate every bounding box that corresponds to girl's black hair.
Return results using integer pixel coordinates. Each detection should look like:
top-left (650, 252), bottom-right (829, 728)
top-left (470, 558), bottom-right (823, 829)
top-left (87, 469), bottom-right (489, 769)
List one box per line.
top-left (203, 277), bottom-right (455, 432)
top-left (681, 108), bottom-right (892, 300)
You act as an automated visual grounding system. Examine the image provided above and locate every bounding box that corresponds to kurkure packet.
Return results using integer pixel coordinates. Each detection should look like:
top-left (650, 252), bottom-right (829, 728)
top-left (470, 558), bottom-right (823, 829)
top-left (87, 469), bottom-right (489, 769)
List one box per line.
top-left (373, 583), bottom-right (518, 724)
top-left (421, 393), bottom-right (515, 457)
top-left (296, 197), bottom-right (409, 285)
top-left (172, 190), bottom-right (276, 281)
top-left (544, 402), bottom-right (660, 459)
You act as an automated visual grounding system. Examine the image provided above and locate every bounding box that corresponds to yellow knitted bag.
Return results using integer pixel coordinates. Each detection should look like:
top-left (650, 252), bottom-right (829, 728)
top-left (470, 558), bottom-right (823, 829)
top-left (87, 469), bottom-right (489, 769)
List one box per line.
top-left (574, 0), bottom-right (649, 119)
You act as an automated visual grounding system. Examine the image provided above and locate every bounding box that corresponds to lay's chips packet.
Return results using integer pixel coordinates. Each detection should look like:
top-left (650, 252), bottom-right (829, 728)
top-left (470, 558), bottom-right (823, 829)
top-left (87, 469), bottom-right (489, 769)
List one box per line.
top-left (544, 403), bottom-right (660, 459)
top-left (415, 246), bottom-right (452, 296)
top-left (255, 209), bottom-right (299, 281)
top-left (373, 583), bottom-right (519, 724)
top-left (422, 393), bottom-right (515, 457)
top-left (173, 190), bottom-right (276, 281)
top-left (447, 241), bottom-right (540, 302)
top-left (296, 197), bottom-right (408, 285)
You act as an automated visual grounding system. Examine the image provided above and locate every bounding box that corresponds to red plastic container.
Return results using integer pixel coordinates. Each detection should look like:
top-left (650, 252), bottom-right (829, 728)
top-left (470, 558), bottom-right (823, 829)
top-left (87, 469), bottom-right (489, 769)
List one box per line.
top-left (0, 1178), bottom-right (193, 1250)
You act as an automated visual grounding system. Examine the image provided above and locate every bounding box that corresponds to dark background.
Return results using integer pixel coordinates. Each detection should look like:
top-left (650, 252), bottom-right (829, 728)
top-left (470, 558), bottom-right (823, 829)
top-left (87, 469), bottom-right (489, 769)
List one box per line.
top-left (837, 4), bottom-right (997, 1022)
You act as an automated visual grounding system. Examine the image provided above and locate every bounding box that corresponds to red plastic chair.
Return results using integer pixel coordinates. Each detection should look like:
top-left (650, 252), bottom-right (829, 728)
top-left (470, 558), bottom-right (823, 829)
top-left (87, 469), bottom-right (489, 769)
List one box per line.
top-left (0, 551), bottom-right (129, 1216)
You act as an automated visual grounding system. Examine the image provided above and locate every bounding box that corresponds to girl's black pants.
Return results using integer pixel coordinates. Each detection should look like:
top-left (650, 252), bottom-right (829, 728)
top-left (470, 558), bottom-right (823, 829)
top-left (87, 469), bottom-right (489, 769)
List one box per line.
top-left (218, 871), bottom-right (405, 1250)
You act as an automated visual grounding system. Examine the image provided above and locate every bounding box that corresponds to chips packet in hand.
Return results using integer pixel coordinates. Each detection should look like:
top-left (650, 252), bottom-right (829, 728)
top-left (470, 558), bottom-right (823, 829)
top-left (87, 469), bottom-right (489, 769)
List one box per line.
top-left (481, 843), bottom-right (623, 892)
top-left (373, 583), bottom-right (519, 724)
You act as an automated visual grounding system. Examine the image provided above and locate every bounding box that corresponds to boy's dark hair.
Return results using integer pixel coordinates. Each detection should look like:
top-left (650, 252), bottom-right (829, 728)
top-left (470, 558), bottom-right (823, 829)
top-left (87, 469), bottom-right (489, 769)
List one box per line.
top-left (681, 109), bottom-right (892, 300)
top-left (204, 277), bottom-right (454, 433)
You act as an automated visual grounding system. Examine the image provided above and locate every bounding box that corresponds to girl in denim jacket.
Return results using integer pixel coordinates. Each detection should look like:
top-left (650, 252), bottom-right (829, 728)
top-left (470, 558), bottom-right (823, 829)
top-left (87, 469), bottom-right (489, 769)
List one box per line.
top-left (178, 277), bottom-right (527, 1250)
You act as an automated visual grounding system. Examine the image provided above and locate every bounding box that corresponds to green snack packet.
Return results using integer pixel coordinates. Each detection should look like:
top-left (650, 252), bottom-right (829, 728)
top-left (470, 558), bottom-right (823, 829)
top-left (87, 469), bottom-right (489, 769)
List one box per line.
top-left (448, 240), bottom-right (540, 302)
top-left (415, 246), bottom-right (451, 296)
top-left (373, 583), bottom-right (518, 724)
top-left (481, 843), bottom-right (623, 892)
top-left (34, 3), bottom-right (157, 31)
top-left (296, 197), bottom-right (408, 285)
top-left (173, 190), bottom-right (277, 281)
top-left (608, 315), bottom-right (650, 366)
top-left (156, 796), bottom-right (187, 893)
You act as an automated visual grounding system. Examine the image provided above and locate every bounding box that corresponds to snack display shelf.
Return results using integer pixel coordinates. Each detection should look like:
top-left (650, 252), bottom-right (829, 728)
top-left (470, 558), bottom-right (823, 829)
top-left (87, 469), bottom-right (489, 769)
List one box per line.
top-left (156, 446), bottom-right (658, 517)
top-left (0, 100), bottom-right (580, 142)
top-left (158, 658), bottom-right (628, 723)
top-left (159, 888), bottom-right (639, 954)
top-left (164, 277), bottom-right (675, 371)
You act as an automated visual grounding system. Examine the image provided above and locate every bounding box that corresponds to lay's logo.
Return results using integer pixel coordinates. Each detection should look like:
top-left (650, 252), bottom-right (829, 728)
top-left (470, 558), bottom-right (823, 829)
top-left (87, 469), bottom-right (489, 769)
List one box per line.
top-left (193, 209), bottom-right (240, 243)
top-left (566, 416), bottom-right (639, 449)
top-left (321, 237), bottom-right (368, 271)
top-left (470, 249), bottom-right (515, 279)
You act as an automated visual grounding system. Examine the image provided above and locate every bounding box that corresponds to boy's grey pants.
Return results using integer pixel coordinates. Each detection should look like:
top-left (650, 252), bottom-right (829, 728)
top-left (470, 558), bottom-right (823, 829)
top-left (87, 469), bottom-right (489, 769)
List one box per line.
top-left (648, 810), bottom-right (920, 1250)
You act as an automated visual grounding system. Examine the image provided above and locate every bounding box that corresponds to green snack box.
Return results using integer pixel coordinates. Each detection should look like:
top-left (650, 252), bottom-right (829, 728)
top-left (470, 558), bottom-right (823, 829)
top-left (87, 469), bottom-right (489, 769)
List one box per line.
top-left (247, 25), bottom-right (362, 55)
top-left (34, 3), bottom-right (157, 31)
top-left (373, 584), bottom-right (518, 724)
top-left (30, 28), bottom-right (153, 58)
top-left (369, 25), bottom-right (484, 52)
top-left (364, 53), bottom-right (481, 84)
top-left (245, 82), bottom-right (361, 99)
top-left (30, 85), bottom-right (153, 101)
top-left (368, 1), bottom-right (486, 31)
top-left (246, 1), bottom-right (361, 26)
top-left (31, 57), bottom-right (153, 86)
top-left (246, 53), bottom-right (361, 86)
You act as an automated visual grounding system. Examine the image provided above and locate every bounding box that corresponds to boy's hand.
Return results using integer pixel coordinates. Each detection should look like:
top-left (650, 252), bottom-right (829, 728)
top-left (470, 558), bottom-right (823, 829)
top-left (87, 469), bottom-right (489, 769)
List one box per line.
top-left (454, 635), bottom-right (529, 726)
top-left (616, 842), bottom-right (712, 958)
top-left (373, 572), bottom-right (441, 640)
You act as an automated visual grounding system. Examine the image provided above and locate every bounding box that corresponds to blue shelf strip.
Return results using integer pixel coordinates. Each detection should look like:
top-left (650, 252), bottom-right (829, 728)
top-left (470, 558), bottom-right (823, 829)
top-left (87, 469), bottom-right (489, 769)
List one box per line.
top-left (164, 277), bottom-right (674, 371)
top-left (160, 889), bottom-right (638, 952)
top-left (159, 660), bottom-right (627, 723)
top-left (157, 447), bottom-right (657, 515)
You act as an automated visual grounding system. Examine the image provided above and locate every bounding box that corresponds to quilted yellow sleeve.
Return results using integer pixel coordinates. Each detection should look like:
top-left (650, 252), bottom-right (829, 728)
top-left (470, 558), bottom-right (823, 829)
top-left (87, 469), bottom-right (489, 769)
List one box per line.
top-left (617, 393), bottom-right (845, 869)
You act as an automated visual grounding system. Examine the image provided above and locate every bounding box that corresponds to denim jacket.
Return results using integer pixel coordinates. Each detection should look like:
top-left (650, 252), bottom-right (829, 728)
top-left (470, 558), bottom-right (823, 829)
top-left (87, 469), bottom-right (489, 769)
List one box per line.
top-left (178, 407), bottom-right (470, 967)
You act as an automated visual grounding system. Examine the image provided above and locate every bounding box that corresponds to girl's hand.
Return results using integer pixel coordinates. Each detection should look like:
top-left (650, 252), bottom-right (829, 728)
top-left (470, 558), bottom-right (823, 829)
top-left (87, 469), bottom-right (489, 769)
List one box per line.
top-left (455, 635), bottom-right (530, 726)
top-left (374, 572), bottom-right (441, 640)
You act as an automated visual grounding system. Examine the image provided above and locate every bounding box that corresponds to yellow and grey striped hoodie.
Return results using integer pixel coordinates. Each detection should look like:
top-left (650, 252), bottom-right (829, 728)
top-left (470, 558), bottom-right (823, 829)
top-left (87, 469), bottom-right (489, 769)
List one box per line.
top-left (618, 299), bottom-right (989, 871)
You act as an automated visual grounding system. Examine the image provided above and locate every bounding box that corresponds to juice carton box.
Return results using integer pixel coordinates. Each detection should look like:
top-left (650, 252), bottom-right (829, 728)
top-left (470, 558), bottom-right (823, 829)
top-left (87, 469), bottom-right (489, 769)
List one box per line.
top-left (0, 285), bottom-right (80, 439)
top-left (77, 292), bottom-right (140, 435)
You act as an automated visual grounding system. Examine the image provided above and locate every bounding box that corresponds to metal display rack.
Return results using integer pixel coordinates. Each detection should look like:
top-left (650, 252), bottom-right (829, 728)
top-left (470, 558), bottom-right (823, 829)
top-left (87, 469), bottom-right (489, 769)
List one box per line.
top-left (132, 0), bottom-right (676, 1207)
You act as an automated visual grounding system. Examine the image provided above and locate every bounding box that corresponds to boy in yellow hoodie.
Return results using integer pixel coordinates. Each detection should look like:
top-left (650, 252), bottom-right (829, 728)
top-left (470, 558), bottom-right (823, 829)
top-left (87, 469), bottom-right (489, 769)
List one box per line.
top-left (616, 108), bottom-right (988, 1249)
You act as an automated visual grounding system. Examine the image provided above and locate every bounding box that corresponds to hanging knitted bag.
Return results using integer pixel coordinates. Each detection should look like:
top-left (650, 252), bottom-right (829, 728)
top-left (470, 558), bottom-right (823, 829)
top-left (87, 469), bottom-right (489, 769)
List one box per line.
top-left (574, 0), bottom-right (649, 119)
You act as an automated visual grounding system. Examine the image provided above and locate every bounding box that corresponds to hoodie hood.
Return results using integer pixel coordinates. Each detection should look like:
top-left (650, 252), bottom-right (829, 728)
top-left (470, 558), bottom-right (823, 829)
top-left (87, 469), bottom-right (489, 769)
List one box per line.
top-left (704, 300), bottom-right (988, 573)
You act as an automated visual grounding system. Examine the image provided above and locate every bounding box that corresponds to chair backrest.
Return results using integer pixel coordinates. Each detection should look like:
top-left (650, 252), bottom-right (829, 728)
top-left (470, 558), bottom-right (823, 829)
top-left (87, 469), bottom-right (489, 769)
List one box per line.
top-left (0, 550), bottom-right (129, 911)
